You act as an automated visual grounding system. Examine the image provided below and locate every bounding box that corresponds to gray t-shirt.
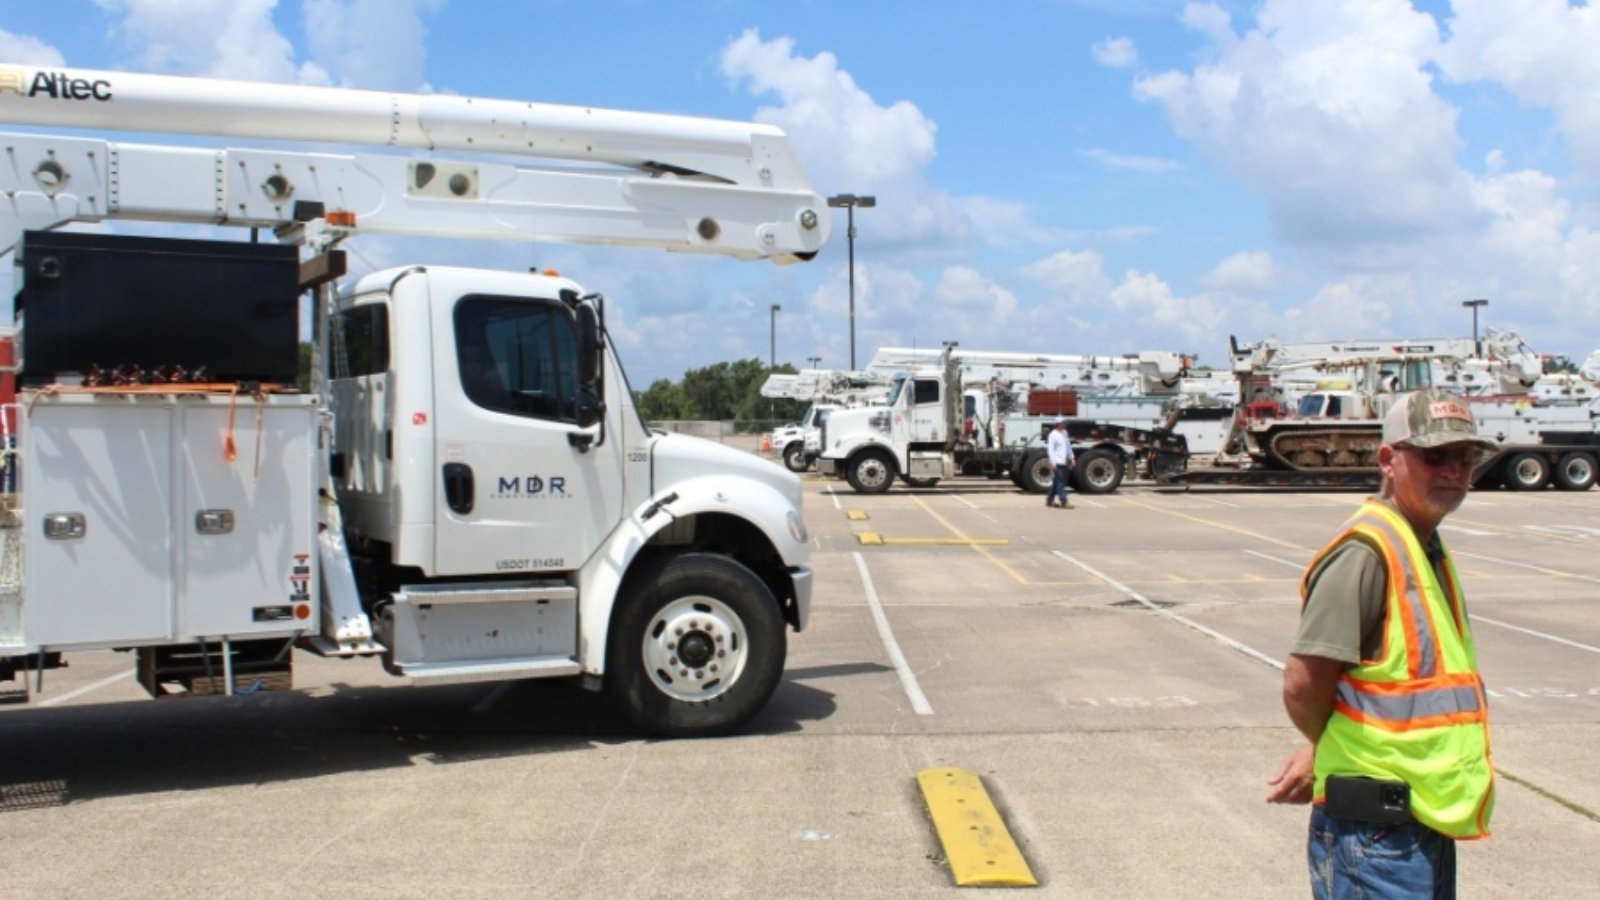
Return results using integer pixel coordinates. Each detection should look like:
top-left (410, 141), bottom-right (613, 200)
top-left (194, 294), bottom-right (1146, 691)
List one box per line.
top-left (1292, 519), bottom-right (1450, 665)
top-left (1292, 540), bottom-right (1387, 664)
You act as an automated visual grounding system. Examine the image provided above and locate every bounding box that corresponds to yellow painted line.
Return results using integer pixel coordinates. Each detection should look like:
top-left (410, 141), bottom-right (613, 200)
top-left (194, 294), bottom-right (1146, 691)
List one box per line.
top-left (855, 532), bottom-right (1008, 546)
top-left (883, 537), bottom-right (1009, 546)
top-left (910, 496), bottom-right (1032, 585)
top-left (917, 767), bottom-right (1038, 887)
top-left (847, 509), bottom-right (870, 520)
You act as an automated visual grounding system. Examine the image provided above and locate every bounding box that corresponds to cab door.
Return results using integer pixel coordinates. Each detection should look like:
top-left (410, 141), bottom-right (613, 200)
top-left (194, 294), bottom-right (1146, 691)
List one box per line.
top-left (429, 280), bottom-right (623, 576)
top-left (904, 376), bottom-right (945, 443)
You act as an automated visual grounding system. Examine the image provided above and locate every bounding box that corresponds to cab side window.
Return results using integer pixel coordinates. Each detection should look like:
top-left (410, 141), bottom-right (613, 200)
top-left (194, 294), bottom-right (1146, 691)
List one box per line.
top-left (914, 378), bottom-right (940, 405)
top-left (330, 303), bottom-right (389, 377)
top-left (455, 296), bottom-right (579, 422)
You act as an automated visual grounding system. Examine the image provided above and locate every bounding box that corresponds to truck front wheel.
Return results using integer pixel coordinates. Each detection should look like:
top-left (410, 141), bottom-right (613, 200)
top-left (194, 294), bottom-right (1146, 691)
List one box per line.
top-left (1020, 450), bottom-right (1054, 494)
top-left (608, 554), bottom-right (787, 738)
top-left (782, 443), bottom-right (809, 472)
top-left (847, 450), bottom-right (896, 494)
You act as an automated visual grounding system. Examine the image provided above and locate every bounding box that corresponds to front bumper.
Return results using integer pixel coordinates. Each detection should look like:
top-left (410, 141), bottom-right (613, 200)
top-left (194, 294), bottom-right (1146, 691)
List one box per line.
top-left (791, 565), bottom-right (813, 632)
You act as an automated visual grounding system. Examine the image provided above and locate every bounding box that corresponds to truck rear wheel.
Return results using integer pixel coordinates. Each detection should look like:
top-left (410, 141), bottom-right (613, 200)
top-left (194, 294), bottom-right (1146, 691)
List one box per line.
top-left (782, 443), bottom-right (808, 473)
top-left (1071, 447), bottom-right (1124, 494)
top-left (846, 450), bottom-right (895, 494)
top-left (1553, 452), bottom-right (1597, 491)
top-left (607, 553), bottom-right (786, 738)
top-left (1504, 452), bottom-right (1551, 491)
top-left (1020, 450), bottom-right (1053, 494)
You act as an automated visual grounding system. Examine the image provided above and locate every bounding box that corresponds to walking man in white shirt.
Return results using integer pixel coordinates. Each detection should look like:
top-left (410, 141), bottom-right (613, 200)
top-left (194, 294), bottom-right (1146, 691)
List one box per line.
top-left (1046, 416), bottom-right (1076, 509)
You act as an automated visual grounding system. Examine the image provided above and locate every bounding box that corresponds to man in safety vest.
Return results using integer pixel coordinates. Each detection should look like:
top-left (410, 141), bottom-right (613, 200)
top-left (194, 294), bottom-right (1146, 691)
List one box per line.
top-left (1267, 389), bottom-right (1496, 899)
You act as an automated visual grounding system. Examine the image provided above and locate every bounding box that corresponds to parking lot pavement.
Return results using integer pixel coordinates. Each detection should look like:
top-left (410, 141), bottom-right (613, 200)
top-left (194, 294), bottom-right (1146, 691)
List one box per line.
top-left (1, 479), bottom-right (1596, 898)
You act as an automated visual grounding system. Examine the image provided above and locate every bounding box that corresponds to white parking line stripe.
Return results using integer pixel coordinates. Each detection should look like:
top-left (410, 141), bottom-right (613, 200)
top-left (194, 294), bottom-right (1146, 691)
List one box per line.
top-left (1452, 550), bottom-right (1600, 586)
top-left (853, 551), bottom-right (934, 715)
top-left (1470, 615), bottom-right (1600, 654)
top-left (1244, 548), bottom-right (1305, 570)
top-left (1054, 551), bottom-right (1285, 671)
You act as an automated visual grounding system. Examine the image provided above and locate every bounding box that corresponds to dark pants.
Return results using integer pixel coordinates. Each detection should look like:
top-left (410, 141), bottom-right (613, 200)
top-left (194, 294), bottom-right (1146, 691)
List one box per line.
top-left (1047, 464), bottom-right (1071, 506)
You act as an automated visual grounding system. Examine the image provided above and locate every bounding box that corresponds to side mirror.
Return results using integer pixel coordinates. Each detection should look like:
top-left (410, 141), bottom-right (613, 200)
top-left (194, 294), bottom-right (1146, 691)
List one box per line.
top-left (573, 298), bottom-right (606, 430)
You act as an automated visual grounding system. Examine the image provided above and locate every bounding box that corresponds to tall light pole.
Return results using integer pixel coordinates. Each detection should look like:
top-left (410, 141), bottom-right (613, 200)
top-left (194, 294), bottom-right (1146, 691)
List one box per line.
top-left (807, 356), bottom-right (821, 370)
top-left (769, 303), bottom-right (781, 371)
top-left (769, 303), bottom-right (781, 421)
top-left (1462, 298), bottom-right (1488, 358)
top-left (827, 193), bottom-right (876, 370)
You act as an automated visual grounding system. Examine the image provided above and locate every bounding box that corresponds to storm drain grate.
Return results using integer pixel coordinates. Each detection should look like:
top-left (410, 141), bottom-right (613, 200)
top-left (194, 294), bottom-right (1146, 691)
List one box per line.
top-left (1113, 598), bottom-right (1177, 610)
top-left (0, 780), bottom-right (69, 812)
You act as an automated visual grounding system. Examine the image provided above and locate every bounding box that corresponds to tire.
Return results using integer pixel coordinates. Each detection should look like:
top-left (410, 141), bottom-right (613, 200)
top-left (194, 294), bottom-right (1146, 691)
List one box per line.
top-left (1019, 450), bottom-right (1054, 494)
top-left (846, 450), bottom-right (896, 494)
top-left (782, 442), bottom-right (808, 473)
top-left (901, 475), bottom-right (940, 488)
top-left (1503, 452), bottom-right (1551, 491)
top-left (1071, 447), bottom-right (1124, 495)
top-left (607, 553), bottom-right (786, 738)
top-left (1553, 452), bottom-right (1597, 491)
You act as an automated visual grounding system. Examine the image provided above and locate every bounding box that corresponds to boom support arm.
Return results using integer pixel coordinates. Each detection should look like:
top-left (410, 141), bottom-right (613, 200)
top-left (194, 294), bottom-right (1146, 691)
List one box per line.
top-left (0, 65), bottom-right (829, 259)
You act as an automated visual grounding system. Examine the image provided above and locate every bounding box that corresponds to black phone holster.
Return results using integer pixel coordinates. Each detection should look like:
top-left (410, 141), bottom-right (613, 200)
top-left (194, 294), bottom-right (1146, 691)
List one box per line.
top-left (1325, 775), bottom-right (1412, 824)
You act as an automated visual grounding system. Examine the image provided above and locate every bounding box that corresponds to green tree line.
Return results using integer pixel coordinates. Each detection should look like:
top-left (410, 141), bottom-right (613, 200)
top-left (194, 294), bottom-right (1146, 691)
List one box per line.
top-left (634, 358), bottom-right (809, 424)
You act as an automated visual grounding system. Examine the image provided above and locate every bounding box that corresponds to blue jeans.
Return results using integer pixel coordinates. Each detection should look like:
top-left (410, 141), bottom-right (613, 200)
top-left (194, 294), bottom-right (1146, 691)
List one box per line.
top-left (1308, 805), bottom-right (1456, 900)
top-left (1047, 464), bottom-right (1071, 506)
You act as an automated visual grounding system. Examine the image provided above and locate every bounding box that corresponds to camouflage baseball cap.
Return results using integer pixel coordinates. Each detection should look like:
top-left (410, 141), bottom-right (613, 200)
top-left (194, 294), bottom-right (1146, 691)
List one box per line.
top-left (1382, 389), bottom-right (1497, 450)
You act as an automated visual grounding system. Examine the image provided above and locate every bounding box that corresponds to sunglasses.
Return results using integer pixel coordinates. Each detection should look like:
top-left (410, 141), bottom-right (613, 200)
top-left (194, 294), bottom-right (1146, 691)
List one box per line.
top-left (1396, 445), bottom-right (1485, 468)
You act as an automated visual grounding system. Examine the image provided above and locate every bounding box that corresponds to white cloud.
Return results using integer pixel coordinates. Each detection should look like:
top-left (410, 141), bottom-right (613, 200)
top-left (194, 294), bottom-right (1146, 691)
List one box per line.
top-left (1280, 277), bottom-right (1409, 340)
top-left (91, 0), bottom-right (301, 81)
top-left (720, 29), bottom-right (988, 254)
top-left (0, 29), bottom-right (66, 66)
top-left (1081, 148), bottom-right (1183, 174)
top-left (721, 28), bottom-right (936, 187)
top-left (1024, 249), bottom-right (1112, 302)
top-left (302, 0), bottom-right (446, 91)
top-left (1108, 269), bottom-right (1230, 349)
top-left (88, 0), bottom-right (443, 89)
top-left (1134, 0), bottom-right (1475, 254)
top-left (1200, 250), bottom-right (1278, 294)
top-left (1091, 37), bottom-right (1138, 69)
top-left (1438, 0), bottom-right (1600, 179)
top-left (935, 266), bottom-right (1018, 318)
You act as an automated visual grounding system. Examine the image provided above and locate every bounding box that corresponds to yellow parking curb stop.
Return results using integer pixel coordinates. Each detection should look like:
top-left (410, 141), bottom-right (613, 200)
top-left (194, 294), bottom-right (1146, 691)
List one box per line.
top-left (917, 767), bottom-right (1038, 887)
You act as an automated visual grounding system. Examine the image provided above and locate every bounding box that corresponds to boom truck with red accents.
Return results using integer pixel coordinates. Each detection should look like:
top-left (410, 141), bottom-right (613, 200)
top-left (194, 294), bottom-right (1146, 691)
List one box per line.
top-left (0, 64), bottom-right (830, 736)
top-left (1155, 334), bottom-right (1600, 491)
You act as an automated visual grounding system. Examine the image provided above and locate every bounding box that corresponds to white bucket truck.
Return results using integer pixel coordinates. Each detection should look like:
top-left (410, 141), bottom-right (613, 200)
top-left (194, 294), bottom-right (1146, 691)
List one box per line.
top-left (0, 64), bottom-right (829, 737)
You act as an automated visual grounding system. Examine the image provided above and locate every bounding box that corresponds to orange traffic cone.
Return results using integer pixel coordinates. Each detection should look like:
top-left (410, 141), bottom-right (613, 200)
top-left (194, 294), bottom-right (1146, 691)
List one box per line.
top-left (760, 432), bottom-right (772, 455)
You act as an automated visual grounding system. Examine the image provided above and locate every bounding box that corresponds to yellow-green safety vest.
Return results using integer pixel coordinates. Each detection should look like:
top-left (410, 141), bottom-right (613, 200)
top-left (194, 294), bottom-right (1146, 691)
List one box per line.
top-left (1303, 500), bottom-right (1494, 839)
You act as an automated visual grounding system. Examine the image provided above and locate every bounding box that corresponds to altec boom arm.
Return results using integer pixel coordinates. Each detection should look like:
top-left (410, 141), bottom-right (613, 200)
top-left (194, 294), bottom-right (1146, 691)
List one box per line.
top-left (0, 64), bottom-right (829, 258)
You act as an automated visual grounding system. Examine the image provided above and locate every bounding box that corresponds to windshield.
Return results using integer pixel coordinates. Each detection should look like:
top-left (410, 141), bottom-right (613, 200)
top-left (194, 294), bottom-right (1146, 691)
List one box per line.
top-left (886, 374), bottom-right (909, 407)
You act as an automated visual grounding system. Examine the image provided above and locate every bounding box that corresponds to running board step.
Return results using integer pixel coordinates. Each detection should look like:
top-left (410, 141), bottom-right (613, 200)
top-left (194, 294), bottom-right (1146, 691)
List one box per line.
top-left (399, 656), bottom-right (581, 686)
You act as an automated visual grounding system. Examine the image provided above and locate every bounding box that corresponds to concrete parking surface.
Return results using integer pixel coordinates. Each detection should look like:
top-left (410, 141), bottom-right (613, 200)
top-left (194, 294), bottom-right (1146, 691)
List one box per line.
top-left (2, 474), bottom-right (1597, 898)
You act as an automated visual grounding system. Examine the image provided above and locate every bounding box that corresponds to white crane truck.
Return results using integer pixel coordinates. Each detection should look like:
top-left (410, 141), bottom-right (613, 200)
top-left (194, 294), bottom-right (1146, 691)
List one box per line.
top-left (815, 344), bottom-right (1188, 494)
top-left (0, 64), bottom-right (830, 737)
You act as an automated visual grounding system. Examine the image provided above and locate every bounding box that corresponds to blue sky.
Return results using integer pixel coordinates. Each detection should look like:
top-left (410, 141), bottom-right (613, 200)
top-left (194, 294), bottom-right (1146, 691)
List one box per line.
top-left (3, 0), bottom-right (1598, 384)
